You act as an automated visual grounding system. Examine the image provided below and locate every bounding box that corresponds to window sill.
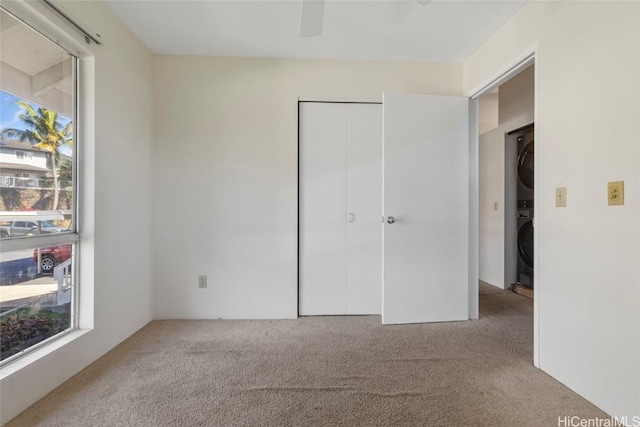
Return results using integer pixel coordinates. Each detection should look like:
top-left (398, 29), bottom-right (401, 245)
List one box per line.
top-left (0, 328), bottom-right (92, 380)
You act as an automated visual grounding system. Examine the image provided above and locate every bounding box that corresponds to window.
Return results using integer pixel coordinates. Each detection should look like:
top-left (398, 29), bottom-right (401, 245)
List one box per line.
top-left (0, 7), bottom-right (79, 365)
top-left (14, 151), bottom-right (32, 160)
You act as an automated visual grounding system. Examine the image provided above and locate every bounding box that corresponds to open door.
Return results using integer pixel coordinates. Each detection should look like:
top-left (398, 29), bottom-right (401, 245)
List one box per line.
top-left (382, 93), bottom-right (469, 325)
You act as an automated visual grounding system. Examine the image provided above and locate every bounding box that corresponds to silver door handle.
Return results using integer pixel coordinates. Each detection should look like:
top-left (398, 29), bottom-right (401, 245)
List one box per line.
top-left (348, 213), bottom-right (356, 223)
top-left (386, 216), bottom-right (396, 224)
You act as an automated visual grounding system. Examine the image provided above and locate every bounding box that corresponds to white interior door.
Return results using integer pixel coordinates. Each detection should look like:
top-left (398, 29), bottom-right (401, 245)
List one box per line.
top-left (300, 102), bottom-right (382, 315)
top-left (382, 93), bottom-right (469, 325)
top-left (346, 104), bottom-right (382, 314)
top-left (299, 103), bottom-right (348, 315)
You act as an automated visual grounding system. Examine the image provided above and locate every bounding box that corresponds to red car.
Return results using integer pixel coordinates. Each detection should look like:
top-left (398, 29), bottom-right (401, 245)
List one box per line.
top-left (33, 245), bottom-right (72, 273)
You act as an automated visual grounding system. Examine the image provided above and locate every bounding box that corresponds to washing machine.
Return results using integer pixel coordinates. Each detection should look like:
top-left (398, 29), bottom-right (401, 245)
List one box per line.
top-left (516, 130), bottom-right (534, 288)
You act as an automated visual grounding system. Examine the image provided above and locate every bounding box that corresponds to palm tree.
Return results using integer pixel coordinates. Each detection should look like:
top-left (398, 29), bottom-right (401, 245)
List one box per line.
top-left (58, 159), bottom-right (73, 204)
top-left (1, 101), bottom-right (73, 210)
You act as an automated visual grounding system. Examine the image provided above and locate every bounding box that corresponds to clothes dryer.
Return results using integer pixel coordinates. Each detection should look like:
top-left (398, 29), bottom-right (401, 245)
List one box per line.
top-left (516, 130), bottom-right (534, 288)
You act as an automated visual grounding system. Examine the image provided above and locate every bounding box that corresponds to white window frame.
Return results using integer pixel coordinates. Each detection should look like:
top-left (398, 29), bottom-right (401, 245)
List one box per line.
top-left (0, 1), bottom-right (95, 372)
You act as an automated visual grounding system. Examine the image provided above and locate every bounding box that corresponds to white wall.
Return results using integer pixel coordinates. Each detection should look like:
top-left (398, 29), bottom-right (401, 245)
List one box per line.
top-left (152, 56), bottom-right (462, 319)
top-left (478, 91), bottom-right (498, 134)
top-left (0, 1), bottom-right (154, 423)
top-left (479, 66), bottom-right (534, 289)
top-left (466, 1), bottom-right (640, 419)
top-left (478, 127), bottom-right (505, 287)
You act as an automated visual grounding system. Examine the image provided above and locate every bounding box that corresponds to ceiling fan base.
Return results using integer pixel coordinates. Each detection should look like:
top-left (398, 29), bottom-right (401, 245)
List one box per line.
top-left (299, 0), bottom-right (325, 37)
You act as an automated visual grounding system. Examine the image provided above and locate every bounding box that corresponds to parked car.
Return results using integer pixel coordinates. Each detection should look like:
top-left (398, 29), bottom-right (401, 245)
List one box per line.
top-left (0, 220), bottom-right (69, 238)
top-left (33, 245), bottom-right (72, 273)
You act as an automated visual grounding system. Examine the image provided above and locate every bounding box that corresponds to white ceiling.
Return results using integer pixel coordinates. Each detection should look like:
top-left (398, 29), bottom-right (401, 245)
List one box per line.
top-left (103, 0), bottom-right (527, 62)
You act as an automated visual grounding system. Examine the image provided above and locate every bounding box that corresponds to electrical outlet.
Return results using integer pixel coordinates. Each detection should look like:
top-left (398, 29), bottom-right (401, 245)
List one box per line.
top-left (198, 275), bottom-right (207, 289)
top-left (556, 187), bottom-right (567, 207)
top-left (608, 181), bottom-right (624, 206)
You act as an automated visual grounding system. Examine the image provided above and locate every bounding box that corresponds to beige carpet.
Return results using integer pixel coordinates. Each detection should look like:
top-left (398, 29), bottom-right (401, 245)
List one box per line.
top-left (7, 283), bottom-right (609, 426)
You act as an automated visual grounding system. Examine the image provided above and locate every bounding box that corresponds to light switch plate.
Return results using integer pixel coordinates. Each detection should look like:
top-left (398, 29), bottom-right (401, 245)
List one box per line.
top-left (608, 181), bottom-right (624, 206)
top-left (555, 187), bottom-right (567, 207)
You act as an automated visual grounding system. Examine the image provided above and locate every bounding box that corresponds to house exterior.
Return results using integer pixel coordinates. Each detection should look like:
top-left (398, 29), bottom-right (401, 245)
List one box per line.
top-left (0, 138), bottom-right (50, 188)
top-left (0, 138), bottom-right (72, 191)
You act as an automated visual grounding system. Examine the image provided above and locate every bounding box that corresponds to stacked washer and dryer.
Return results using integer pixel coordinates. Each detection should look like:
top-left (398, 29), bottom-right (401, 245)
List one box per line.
top-left (516, 129), bottom-right (534, 288)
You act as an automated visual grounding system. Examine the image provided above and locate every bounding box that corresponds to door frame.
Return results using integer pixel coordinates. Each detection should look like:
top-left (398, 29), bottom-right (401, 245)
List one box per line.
top-left (467, 48), bottom-right (539, 367)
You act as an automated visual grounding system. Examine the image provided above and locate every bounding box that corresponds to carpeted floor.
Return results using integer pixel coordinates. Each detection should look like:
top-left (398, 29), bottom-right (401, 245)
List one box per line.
top-left (7, 283), bottom-right (609, 426)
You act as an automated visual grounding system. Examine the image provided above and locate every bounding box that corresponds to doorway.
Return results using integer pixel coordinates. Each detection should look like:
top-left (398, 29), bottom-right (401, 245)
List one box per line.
top-left (474, 58), bottom-right (537, 363)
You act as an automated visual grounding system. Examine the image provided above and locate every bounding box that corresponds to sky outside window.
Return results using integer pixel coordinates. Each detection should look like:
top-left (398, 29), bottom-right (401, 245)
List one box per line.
top-left (0, 90), bottom-right (72, 156)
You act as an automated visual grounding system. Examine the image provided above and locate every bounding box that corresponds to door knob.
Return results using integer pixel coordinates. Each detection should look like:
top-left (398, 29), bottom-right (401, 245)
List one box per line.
top-left (386, 216), bottom-right (396, 224)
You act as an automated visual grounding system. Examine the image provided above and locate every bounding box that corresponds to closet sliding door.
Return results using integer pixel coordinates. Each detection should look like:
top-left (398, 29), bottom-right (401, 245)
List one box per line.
top-left (299, 102), bottom-right (382, 315)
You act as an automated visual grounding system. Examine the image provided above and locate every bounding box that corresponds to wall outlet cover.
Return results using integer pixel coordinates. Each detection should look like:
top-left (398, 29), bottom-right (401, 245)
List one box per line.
top-left (198, 275), bottom-right (207, 288)
top-left (556, 187), bottom-right (567, 207)
top-left (608, 181), bottom-right (624, 206)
